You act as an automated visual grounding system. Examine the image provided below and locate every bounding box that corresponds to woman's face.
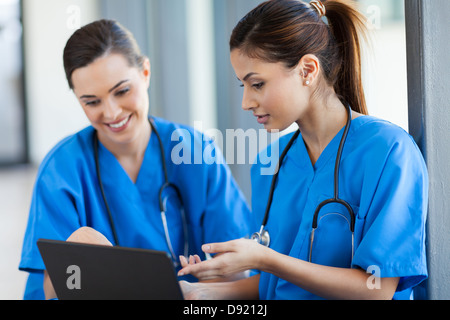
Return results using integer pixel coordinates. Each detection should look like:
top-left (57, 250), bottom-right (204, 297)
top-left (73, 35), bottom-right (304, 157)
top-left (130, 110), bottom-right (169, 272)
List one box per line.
top-left (71, 53), bottom-right (151, 148)
top-left (230, 49), bottom-right (310, 132)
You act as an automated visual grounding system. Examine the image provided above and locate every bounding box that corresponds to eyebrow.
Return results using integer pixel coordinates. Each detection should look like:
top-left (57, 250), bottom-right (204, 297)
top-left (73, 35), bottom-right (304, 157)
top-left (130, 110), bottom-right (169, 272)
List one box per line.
top-left (79, 80), bottom-right (130, 99)
top-left (242, 72), bottom-right (259, 82)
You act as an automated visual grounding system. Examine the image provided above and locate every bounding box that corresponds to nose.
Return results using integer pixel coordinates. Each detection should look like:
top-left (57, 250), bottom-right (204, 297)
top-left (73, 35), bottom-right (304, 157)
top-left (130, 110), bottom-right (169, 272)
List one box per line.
top-left (103, 97), bottom-right (122, 120)
top-left (241, 89), bottom-right (257, 111)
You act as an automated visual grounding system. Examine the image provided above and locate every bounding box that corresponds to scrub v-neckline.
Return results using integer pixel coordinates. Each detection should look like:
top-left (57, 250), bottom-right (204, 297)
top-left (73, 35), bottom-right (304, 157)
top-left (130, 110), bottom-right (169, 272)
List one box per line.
top-left (97, 131), bottom-right (159, 191)
top-left (291, 125), bottom-right (348, 175)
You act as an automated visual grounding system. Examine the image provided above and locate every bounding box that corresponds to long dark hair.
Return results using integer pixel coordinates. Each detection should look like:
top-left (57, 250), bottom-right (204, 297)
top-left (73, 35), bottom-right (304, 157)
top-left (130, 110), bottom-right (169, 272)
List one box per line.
top-left (63, 19), bottom-right (146, 90)
top-left (230, 0), bottom-right (369, 115)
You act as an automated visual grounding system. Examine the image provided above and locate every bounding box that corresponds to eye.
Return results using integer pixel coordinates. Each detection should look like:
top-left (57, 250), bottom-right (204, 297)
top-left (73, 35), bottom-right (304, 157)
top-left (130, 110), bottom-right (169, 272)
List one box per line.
top-left (115, 87), bottom-right (130, 97)
top-left (252, 82), bottom-right (264, 90)
top-left (85, 100), bottom-right (101, 107)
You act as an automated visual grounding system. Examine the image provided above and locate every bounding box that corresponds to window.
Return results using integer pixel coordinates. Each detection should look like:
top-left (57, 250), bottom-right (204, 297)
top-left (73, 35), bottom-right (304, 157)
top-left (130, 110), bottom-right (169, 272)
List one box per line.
top-left (0, 0), bottom-right (27, 164)
top-left (358, 0), bottom-right (409, 130)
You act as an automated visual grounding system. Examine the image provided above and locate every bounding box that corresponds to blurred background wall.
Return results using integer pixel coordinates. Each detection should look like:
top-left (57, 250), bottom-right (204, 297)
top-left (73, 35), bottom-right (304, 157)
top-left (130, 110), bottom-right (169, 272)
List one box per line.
top-left (0, 0), bottom-right (409, 299)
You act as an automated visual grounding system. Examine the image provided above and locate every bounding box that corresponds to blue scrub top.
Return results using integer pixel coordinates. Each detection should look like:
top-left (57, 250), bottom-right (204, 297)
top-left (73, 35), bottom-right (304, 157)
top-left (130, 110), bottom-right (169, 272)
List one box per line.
top-left (19, 117), bottom-right (252, 300)
top-left (251, 116), bottom-right (428, 300)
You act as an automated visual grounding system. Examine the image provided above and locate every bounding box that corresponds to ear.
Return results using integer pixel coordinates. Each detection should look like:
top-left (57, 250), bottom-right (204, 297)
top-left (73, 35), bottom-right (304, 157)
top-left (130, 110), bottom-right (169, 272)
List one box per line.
top-left (298, 54), bottom-right (320, 86)
top-left (142, 57), bottom-right (151, 88)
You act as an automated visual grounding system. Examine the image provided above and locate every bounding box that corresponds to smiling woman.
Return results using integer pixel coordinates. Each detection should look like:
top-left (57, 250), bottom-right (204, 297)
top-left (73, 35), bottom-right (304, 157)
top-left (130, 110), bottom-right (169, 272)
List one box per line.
top-left (64, 20), bottom-right (151, 163)
top-left (19, 19), bottom-right (252, 300)
top-left (71, 53), bottom-right (151, 169)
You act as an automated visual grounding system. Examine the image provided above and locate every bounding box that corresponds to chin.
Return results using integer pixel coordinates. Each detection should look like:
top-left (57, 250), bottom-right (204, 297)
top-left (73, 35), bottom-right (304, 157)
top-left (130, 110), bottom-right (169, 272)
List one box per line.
top-left (264, 124), bottom-right (285, 134)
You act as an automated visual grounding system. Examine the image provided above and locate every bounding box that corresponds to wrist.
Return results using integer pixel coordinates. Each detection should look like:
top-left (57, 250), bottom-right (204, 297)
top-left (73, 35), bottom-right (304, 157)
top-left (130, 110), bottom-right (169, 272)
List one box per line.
top-left (255, 244), bottom-right (275, 273)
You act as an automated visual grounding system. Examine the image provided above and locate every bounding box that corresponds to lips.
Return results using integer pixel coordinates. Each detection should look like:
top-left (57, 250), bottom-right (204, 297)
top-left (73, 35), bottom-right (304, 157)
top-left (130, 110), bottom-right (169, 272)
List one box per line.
top-left (256, 114), bottom-right (269, 125)
top-left (106, 115), bottom-right (132, 132)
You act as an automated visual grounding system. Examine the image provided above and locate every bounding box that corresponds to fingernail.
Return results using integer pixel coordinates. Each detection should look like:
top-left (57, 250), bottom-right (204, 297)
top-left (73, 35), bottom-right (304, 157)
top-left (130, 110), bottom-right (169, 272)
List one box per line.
top-left (203, 245), bottom-right (211, 252)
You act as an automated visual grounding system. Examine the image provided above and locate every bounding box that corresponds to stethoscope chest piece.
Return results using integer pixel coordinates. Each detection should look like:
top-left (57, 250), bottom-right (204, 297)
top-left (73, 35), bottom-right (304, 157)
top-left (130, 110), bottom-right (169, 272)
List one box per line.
top-left (252, 226), bottom-right (270, 247)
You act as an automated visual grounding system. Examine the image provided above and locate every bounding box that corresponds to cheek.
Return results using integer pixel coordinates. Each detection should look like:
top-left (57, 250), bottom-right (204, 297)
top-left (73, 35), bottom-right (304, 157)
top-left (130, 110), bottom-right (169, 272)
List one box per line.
top-left (123, 95), bottom-right (139, 109)
top-left (262, 85), bottom-right (289, 113)
top-left (274, 82), bottom-right (305, 112)
top-left (127, 87), bottom-right (149, 112)
top-left (81, 107), bottom-right (103, 124)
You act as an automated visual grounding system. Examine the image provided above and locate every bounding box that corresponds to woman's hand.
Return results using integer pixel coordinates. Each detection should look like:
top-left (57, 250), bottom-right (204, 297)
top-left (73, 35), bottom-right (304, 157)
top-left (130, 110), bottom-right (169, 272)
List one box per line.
top-left (180, 254), bottom-right (202, 269)
top-left (178, 239), bottom-right (267, 280)
top-left (179, 281), bottom-right (222, 300)
top-left (180, 275), bottom-right (261, 300)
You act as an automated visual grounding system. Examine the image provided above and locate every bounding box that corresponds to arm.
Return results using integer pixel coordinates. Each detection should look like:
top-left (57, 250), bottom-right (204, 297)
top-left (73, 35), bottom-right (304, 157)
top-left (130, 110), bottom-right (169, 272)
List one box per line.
top-left (263, 248), bottom-right (399, 300)
top-left (179, 239), bottom-right (399, 300)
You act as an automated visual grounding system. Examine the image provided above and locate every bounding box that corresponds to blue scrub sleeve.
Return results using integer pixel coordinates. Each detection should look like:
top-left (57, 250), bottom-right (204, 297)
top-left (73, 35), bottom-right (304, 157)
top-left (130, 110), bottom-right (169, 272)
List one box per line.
top-left (352, 135), bottom-right (428, 292)
top-left (23, 272), bottom-right (45, 300)
top-left (19, 159), bottom-right (84, 299)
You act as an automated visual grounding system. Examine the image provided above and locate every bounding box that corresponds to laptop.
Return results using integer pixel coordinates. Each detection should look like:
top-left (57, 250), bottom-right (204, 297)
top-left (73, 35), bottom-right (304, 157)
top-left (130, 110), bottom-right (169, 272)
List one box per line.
top-left (37, 239), bottom-right (184, 300)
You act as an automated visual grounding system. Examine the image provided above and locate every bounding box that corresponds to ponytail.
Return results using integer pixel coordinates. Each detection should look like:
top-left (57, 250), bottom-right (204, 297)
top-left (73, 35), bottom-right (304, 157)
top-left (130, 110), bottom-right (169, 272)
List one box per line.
top-left (323, 0), bottom-right (369, 114)
top-left (230, 0), bottom-right (370, 115)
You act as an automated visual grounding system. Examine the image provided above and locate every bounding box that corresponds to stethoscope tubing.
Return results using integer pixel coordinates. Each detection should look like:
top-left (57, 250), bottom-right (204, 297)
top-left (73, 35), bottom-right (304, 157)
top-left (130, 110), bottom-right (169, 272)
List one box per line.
top-left (94, 133), bottom-right (120, 246)
top-left (94, 118), bottom-right (188, 264)
top-left (261, 130), bottom-right (301, 227)
top-left (254, 104), bottom-right (356, 261)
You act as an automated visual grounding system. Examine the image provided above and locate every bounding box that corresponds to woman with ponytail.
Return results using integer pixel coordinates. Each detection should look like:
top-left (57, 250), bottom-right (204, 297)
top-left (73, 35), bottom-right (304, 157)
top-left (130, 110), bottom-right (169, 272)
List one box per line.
top-left (179, 0), bottom-right (428, 300)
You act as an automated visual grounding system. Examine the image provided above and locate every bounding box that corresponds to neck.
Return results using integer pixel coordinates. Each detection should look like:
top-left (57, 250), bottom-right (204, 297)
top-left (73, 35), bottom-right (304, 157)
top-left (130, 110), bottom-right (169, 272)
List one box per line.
top-left (296, 94), bottom-right (348, 165)
top-left (98, 119), bottom-right (152, 183)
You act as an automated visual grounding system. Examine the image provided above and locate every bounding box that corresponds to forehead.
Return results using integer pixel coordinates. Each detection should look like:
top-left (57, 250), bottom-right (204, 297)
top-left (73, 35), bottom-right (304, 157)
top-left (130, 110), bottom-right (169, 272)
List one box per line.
top-left (230, 49), bottom-right (291, 79)
top-left (72, 53), bottom-right (137, 94)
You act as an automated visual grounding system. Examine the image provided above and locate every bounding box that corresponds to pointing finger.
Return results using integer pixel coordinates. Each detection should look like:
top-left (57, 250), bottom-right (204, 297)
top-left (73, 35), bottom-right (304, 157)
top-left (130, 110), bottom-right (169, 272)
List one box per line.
top-left (202, 241), bottom-right (236, 254)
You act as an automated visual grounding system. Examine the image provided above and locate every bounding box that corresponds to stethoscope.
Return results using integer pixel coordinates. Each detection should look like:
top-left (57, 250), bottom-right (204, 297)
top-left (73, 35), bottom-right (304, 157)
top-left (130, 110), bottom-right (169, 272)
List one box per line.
top-left (252, 104), bottom-right (356, 263)
top-left (94, 118), bottom-right (189, 267)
